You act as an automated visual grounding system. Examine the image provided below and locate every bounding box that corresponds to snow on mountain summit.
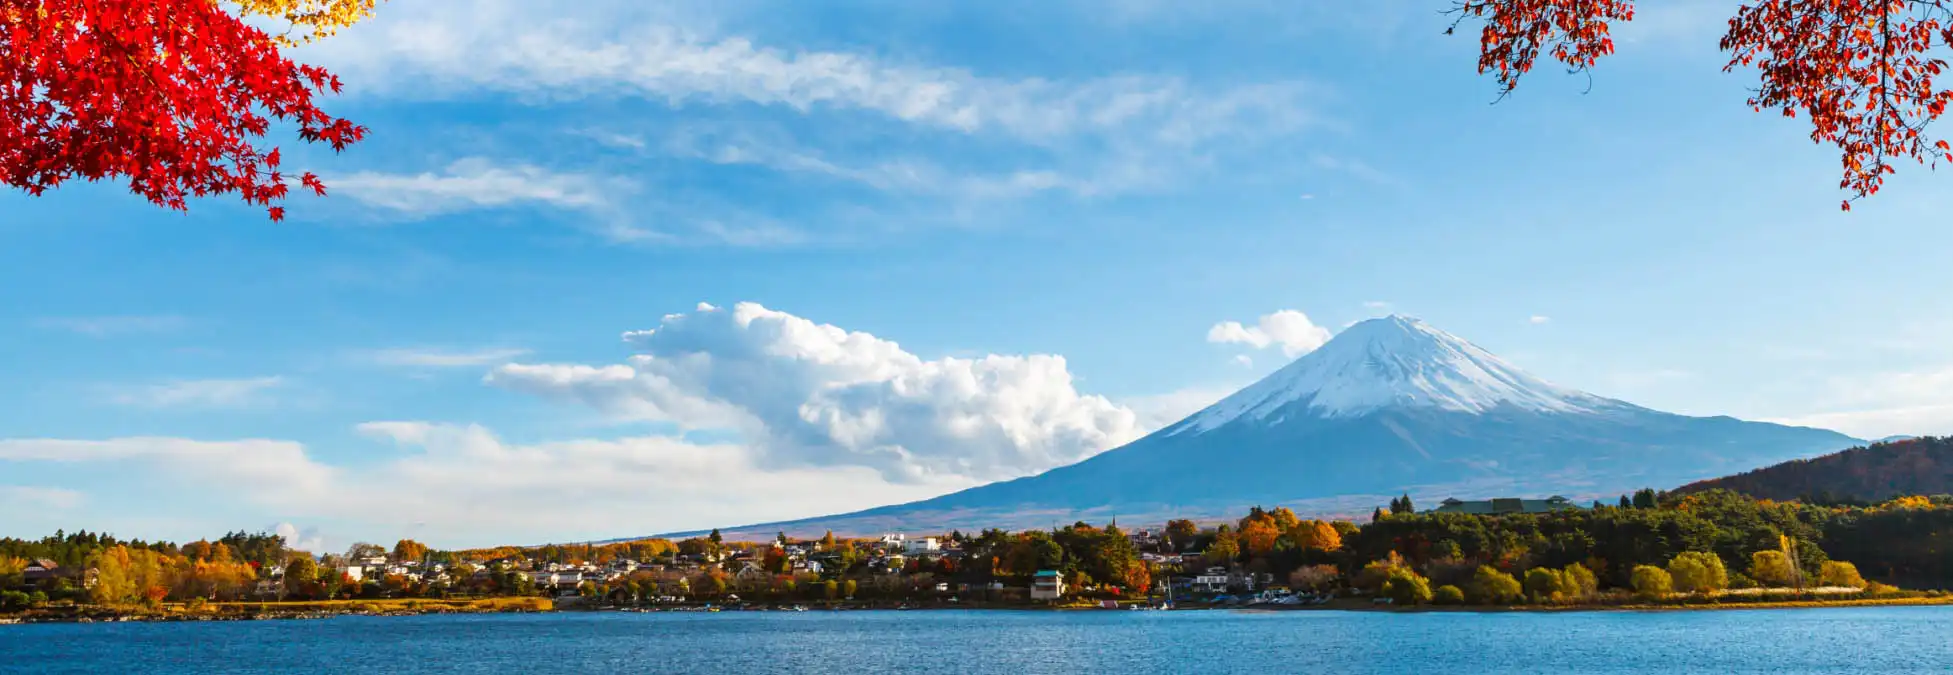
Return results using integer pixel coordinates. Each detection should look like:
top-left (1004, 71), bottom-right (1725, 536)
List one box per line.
top-left (1176, 315), bottom-right (1599, 434)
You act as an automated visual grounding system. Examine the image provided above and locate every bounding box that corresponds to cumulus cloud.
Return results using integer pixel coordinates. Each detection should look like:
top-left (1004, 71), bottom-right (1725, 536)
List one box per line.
top-left (108, 377), bottom-right (286, 409)
top-left (274, 522), bottom-right (328, 554)
top-left (1206, 309), bottom-right (1333, 357)
top-left (1529, 315), bottom-right (1552, 325)
top-left (487, 302), bottom-right (1143, 483)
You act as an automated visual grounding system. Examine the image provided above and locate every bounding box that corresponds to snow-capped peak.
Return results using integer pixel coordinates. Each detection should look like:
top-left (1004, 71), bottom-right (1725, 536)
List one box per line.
top-left (1176, 315), bottom-right (1597, 434)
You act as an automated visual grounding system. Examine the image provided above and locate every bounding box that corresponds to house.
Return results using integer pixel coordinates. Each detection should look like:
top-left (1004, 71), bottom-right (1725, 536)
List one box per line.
top-left (878, 533), bottom-right (906, 551)
top-left (903, 537), bottom-right (940, 556)
top-left (732, 562), bottom-right (773, 586)
top-left (1192, 571), bottom-right (1231, 594)
top-left (20, 559), bottom-right (88, 589)
top-left (1430, 495), bottom-right (1579, 515)
top-left (1030, 570), bottom-right (1065, 600)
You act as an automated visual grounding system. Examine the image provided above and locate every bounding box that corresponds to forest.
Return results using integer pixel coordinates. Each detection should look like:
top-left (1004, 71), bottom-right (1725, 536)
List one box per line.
top-left (1677, 437), bottom-right (1953, 504)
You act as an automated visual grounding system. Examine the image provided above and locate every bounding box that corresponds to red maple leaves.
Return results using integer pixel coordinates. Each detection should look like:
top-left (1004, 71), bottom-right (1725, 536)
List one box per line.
top-left (1447, 0), bottom-right (1637, 98)
top-left (1452, 0), bottom-right (1953, 209)
top-left (0, 0), bottom-right (366, 221)
top-left (1723, 1), bottom-right (1953, 209)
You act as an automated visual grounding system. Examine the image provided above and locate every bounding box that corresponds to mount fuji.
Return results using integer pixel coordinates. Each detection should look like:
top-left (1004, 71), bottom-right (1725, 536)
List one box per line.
top-left (680, 316), bottom-right (1862, 538)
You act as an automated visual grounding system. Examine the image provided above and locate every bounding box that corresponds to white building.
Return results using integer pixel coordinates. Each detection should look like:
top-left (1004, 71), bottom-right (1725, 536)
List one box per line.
top-left (1031, 570), bottom-right (1065, 600)
top-left (903, 537), bottom-right (940, 555)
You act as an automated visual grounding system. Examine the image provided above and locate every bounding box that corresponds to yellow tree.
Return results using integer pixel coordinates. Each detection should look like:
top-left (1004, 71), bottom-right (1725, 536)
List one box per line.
top-left (231, 0), bottom-right (385, 45)
top-left (1288, 520), bottom-right (1344, 552)
top-left (1269, 507), bottom-right (1301, 533)
top-left (1238, 518), bottom-right (1281, 557)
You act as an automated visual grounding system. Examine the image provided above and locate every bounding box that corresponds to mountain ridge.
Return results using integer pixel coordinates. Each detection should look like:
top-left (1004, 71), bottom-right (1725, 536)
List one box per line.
top-left (642, 316), bottom-right (1864, 540)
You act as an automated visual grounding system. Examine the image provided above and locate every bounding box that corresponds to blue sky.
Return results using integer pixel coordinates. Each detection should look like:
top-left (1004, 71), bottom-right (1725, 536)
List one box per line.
top-left (3, 0), bottom-right (1950, 550)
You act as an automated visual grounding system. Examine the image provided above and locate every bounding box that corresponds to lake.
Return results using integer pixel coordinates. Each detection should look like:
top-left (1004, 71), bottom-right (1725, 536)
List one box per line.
top-left (3, 607), bottom-right (1948, 674)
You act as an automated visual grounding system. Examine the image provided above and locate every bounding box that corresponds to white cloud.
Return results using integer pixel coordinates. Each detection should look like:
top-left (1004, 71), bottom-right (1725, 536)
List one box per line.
top-left (1206, 309), bottom-right (1333, 357)
top-left (108, 377), bottom-right (285, 409)
top-left (0, 425), bottom-right (963, 548)
top-left (1529, 315), bottom-right (1552, 325)
top-left (308, 8), bottom-right (1315, 146)
top-left (0, 437), bottom-right (334, 496)
top-left (1769, 365), bottom-right (1953, 438)
top-left (1770, 404), bottom-right (1953, 440)
top-left (662, 127), bottom-right (1140, 200)
top-left (32, 315), bottom-right (187, 337)
top-left (364, 347), bottom-right (532, 368)
top-left (331, 158), bottom-right (624, 218)
top-left (486, 302), bottom-right (1143, 483)
top-left (0, 486), bottom-right (85, 510)
top-left (273, 522), bottom-right (328, 554)
top-left (1121, 386), bottom-right (1239, 431)
top-left (1233, 354), bottom-right (1254, 367)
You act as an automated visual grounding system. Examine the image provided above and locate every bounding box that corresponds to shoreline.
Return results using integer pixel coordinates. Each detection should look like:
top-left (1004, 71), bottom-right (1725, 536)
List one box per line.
top-left (6, 594), bottom-right (1952, 624)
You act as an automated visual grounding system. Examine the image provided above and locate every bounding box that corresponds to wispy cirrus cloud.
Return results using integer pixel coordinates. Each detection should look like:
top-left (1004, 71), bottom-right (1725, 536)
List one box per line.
top-left (32, 315), bottom-right (188, 337)
top-left (107, 377), bottom-right (286, 409)
top-left (0, 486), bottom-right (85, 510)
top-left (310, 9), bottom-right (1318, 147)
top-left (363, 347), bottom-right (532, 368)
top-left (330, 158), bottom-right (624, 218)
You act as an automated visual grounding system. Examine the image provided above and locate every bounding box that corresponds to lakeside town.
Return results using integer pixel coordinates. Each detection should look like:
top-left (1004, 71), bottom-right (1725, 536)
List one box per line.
top-left (6, 486), bottom-right (1953, 622)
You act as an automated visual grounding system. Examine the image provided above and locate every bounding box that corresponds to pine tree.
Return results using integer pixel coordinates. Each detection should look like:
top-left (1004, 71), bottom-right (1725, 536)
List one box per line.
top-left (1618, 495), bottom-right (1633, 509)
top-left (1372, 507), bottom-right (1386, 523)
top-left (1395, 494), bottom-right (1416, 515)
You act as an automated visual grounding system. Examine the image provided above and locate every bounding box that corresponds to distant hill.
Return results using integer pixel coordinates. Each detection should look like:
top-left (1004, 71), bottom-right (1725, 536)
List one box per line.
top-left (1675, 437), bottom-right (1953, 503)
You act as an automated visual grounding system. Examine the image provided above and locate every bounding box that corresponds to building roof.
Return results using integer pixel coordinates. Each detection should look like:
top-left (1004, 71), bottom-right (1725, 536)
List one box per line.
top-left (1429, 495), bottom-right (1576, 515)
top-left (1033, 570), bottom-right (1061, 577)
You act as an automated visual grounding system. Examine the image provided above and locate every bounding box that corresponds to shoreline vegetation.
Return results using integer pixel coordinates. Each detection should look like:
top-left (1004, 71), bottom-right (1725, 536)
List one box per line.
top-left (7, 485), bottom-right (1953, 626)
top-left (6, 592), bottom-right (1953, 625)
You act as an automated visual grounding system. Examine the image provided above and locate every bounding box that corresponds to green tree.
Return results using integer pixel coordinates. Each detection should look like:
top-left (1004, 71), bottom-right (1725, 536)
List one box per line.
top-left (1433, 584), bottom-right (1466, 605)
top-left (1381, 568), bottom-right (1433, 605)
top-left (1371, 507), bottom-right (1385, 523)
top-left (1632, 488), bottom-right (1659, 510)
top-left (1667, 552), bottom-right (1728, 594)
top-left (1164, 519), bottom-right (1199, 552)
top-left (842, 579), bottom-right (857, 599)
top-left (1618, 495), bottom-right (1632, 509)
top-left (283, 555), bottom-right (320, 598)
top-left (1523, 567), bottom-right (1569, 603)
top-left (1392, 494), bottom-right (1416, 515)
top-left (1204, 529), bottom-right (1240, 567)
top-left (1468, 566), bottom-right (1522, 605)
top-left (1630, 565), bottom-right (1673, 600)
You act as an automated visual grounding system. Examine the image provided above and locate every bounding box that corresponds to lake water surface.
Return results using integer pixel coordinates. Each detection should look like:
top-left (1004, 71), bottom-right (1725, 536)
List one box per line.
top-left (3, 607), bottom-right (1948, 674)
